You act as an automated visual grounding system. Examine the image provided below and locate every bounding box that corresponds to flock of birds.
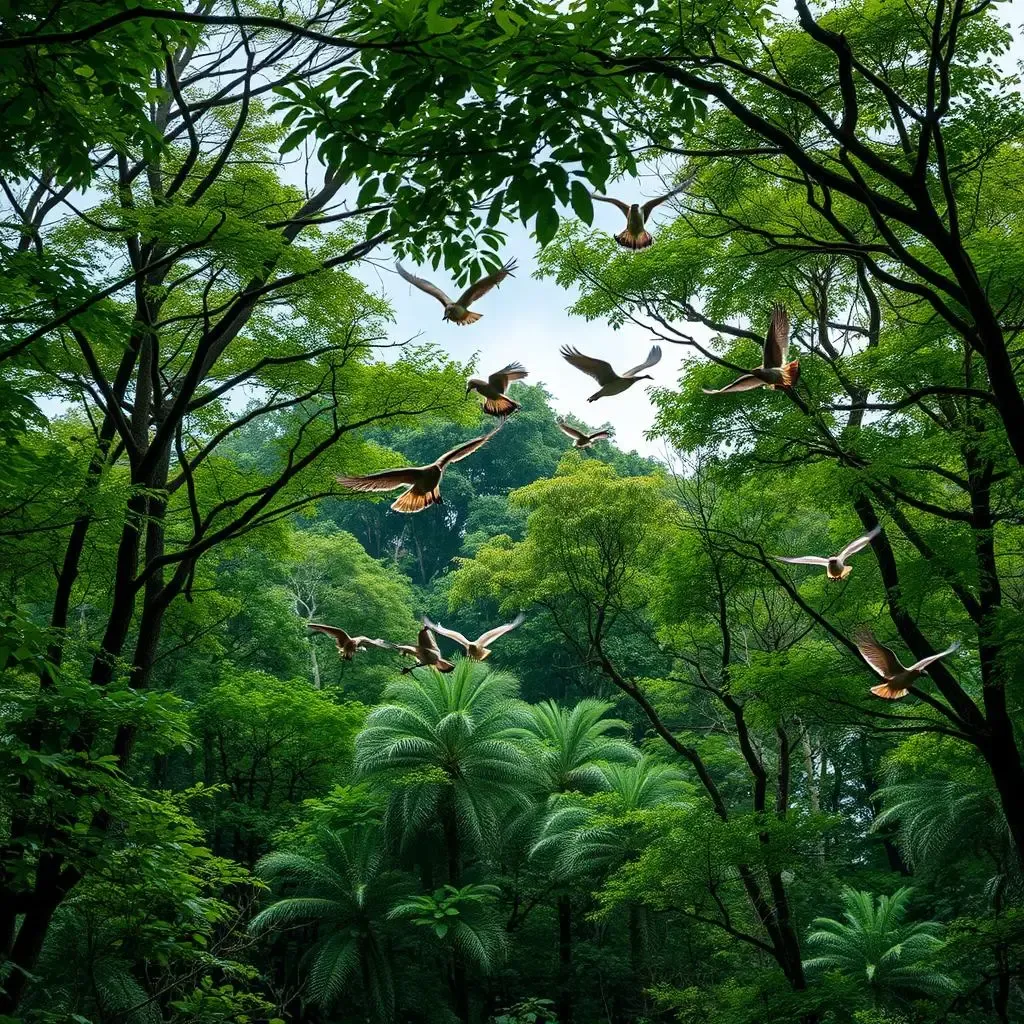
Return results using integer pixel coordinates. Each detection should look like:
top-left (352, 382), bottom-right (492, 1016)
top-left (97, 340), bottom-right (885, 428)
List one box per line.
top-left (312, 188), bottom-right (960, 698)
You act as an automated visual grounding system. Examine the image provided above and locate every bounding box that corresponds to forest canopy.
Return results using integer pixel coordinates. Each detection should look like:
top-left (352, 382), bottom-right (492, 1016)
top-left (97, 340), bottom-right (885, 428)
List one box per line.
top-left (2, 0), bottom-right (1024, 1022)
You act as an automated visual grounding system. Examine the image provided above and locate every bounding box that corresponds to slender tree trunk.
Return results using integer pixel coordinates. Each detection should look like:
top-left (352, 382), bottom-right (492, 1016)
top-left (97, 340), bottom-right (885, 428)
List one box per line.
top-left (557, 894), bottom-right (573, 1024)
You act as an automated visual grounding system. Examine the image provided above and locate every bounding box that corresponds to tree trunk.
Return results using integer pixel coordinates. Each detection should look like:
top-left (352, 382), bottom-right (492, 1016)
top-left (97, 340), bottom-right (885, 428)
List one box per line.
top-left (557, 894), bottom-right (573, 1024)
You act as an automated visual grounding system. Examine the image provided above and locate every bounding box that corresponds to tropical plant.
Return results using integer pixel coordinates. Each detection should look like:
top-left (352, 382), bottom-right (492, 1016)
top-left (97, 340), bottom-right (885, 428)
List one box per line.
top-left (803, 888), bottom-right (955, 1003)
top-left (249, 826), bottom-right (409, 1018)
top-left (354, 660), bottom-right (538, 882)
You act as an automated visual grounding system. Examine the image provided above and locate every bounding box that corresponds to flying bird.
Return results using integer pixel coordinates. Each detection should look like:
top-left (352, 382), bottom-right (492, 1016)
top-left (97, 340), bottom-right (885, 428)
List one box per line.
top-left (703, 304), bottom-right (799, 394)
top-left (337, 427), bottom-right (500, 513)
top-left (557, 422), bottom-right (612, 449)
top-left (560, 345), bottom-right (662, 402)
top-left (853, 628), bottom-right (960, 700)
top-left (307, 623), bottom-right (391, 661)
top-left (393, 624), bottom-right (455, 674)
top-left (423, 613), bottom-right (526, 661)
top-left (467, 362), bottom-right (528, 417)
top-left (591, 178), bottom-right (692, 249)
top-left (773, 526), bottom-right (881, 580)
top-left (395, 259), bottom-right (516, 325)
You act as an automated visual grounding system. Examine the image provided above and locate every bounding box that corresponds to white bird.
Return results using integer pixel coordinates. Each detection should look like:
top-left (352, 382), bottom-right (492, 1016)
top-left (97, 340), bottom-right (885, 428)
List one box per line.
top-left (560, 345), bottom-right (662, 402)
top-left (853, 628), bottom-right (960, 700)
top-left (423, 613), bottom-right (526, 661)
top-left (394, 624), bottom-right (455, 674)
top-left (467, 362), bottom-right (528, 417)
top-left (703, 304), bottom-right (799, 394)
top-left (337, 427), bottom-right (499, 513)
top-left (307, 623), bottom-right (392, 661)
top-left (395, 259), bottom-right (516, 325)
top-left (557, 422), bottom-right (612, 449)
top-left (773, 526), bottom-right (881, 580)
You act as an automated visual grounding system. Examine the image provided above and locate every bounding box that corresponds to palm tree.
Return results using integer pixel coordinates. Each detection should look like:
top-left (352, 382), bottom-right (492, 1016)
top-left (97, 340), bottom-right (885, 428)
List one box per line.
top-left (518, 699), bottom-right (640, 1024)
top-left (249, 826), bottom-right (409, 1020)
top-left (803, 887), bottom-right (955, 1005)
top-left (355, 660), bottom-right (537, 884)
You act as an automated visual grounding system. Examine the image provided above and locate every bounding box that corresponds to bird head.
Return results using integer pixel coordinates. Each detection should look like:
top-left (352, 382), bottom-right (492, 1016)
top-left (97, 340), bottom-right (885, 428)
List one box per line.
top-left (466, 378), bottom-right (483, 395)
top-left (639, 374), bottom-right (654, 381)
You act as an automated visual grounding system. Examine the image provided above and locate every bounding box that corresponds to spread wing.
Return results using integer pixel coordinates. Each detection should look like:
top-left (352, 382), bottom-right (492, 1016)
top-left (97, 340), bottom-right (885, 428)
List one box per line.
top-left (418, 625), bottom-right (441, 652)
top-left (838, 525), bottom-right (881, 561)
top-left (588, 430), bottom-right (612, 442)
top-left (561, 346), bottom-right (617, 385)
top-left (423, 616), bottom-right (472, 649)
top-left (773, 555), bottom-right (831, 566)
top-left (456, 258), bottom-right (517, 308)
top-left (396, 262), bottom-right (452, 307)
top-left (476, 612), bottom-right (526, 648)
top-left (703, 374), bottom-right (764, 395)
top-left (337, 467), bottom-right (423, 493)
top-left (762, 303), bottom-right (789, 369)
top-left (308, 623), bottom-right (352, 644)
top-left (393, 644), bottom-right (420, 658)
top-left (557, 422), bottom-right (587, 442)
top-left (853, 629), bottom-right (904, 678)
top-left (350, 637), bottom-right (393, 650)
top-left (907, 642), bottom-right (960, 673)
top-left (623, 345), bottom-right (662, 378)
top-left (488, 362), bottom-right (528, 391)
top-left (591, 194), bottom-right (631, 215)
top-left (436, 427), bottom-right (501, 469)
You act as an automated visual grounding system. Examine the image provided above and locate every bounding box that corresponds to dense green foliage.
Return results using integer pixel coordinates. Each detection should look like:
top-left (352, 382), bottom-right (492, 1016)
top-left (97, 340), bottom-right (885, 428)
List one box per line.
top-left (3, 0), bottom-right (1024, 1021)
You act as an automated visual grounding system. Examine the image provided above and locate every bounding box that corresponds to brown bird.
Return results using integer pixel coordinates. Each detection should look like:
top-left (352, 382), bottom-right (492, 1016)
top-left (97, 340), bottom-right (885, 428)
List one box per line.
top-left (591, 178), bottom-right (692, 249)
top-left (702, 304), bottom-right (799, 394)
top-left (307, 623), bottom-right (392, 661)
top-left (853, 628), bottom-right (960, 700)
top-left (560, 345), bottom-right (661, 402)
top-left (467, 362), bottom-right (528, 417)
top-left (423, 613), bottom-right (526, 661)
top-left (395, 259), bottom-right (516, 325)
top-left (393, 624), bottom-right (455, 674)
top-left (337, 427), bottom-right (500, 513)
top-left (774, 526), bottom-right (881, 580)
top-left (557, 422), bottom-right (612, 449)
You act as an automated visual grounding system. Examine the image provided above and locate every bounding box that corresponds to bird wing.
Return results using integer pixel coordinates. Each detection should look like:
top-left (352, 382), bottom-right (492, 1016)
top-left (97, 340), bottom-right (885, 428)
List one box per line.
top-left (702, 374), bottom-right (764, 394)
top-left (853, 629), bottom-right (904, 678)
top-left (396, 262), bottom-right (452, 307)
top-left (308, 623), bottom-right (352, 644)
top-left (623, 345), bottom-right (662, 378)
top-left (588, 430), bottom-right (612, 442)
top-left (773, 555), bottom-right (831, 566)
top-left (393, 644), bottom-right (420, 658)
top-left (908, 642), bottom-right (960, 673)
top-left (561, 346), bottom-right (617, 385)
top-left (591, 193), bottom-right (631, 215)
top-left (557, 422), bottom-right (587, 442)
top-left (762, 303), bottom-right (789, 369)
top-left (436, 427), bottom-right (501, 469)
top-left (337, 467), bottom-right (423, 493)
top-left (350, 637), bottom-right (393, 650)
top-left (488, 362), bottom-right (528, 391)
top-left (475, 612), bottom-right (526, 648)
top-left (455, 258), bottom-right (517, 308)
top-left (838, 525), bottom-right (882, 561)
top-left (423, 616), bottom-right (472, 649)
top-left (418, 625), bottom-right (441, 652)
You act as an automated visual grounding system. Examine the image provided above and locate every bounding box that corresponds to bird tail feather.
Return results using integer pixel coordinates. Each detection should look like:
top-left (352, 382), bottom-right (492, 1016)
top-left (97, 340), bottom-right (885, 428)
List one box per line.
top-left (870, 683), bottom-right (910, 700)
top-left (436, 658), bottom-right (456, 673)
top-left (779, 359), bottom-right (800, 387)
top-left (391, 488), bottom-right (438, 513)
top-left (615, 229), bottom-right (653, 250)
top-left (457, 311), bottom-right (483, 325)
top-left (483, 395), bottom-right (519, 417)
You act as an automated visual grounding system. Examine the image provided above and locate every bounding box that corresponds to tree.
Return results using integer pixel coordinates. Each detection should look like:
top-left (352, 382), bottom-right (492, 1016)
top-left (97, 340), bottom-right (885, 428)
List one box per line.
top-left (804, 888), bottom-right (955, 1006)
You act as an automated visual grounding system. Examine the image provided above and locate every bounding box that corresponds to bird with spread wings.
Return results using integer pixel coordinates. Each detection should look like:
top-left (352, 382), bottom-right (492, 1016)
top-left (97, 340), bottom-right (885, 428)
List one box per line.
top-left (560, 345), bottom-right (662, 402)
top-left (467, 362), bottom-right (528, 417)
top-left (703, 304), bottom-right (799, 394)
top-left (773, 526), bottom-right (881, 580)
top-left (337, 427), bottom-right (500, 513)
top-left (307, 623), bottom-right (392, 661)
top-left (393, 624), bottom-right (455, 673)
top-left (396, 259), bottom-right (517, 325)
top-left (423, 613), bottom-right (526, 661)
top-left (853, 628), bottom-right (960, 699)
top-left (557, 422), bottom-right (612, 449)
top-left (591, 175), bottom-right (694, 249)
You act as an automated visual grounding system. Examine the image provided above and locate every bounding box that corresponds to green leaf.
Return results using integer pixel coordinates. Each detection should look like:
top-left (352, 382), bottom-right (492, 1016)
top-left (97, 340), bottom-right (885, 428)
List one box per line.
top-left (570, 180), bottom-right (594, 224)
top-left (535, 204), bottom-right (559, 245)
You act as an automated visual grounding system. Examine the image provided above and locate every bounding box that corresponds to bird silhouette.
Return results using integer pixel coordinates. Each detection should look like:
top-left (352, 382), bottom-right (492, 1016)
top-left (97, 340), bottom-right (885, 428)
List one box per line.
top-left (337, 427), bottom-right (500, 513)
top-left (591, 177), bottom-right (693, 249)
top-left (560, 345), bottom-right (662, 402)
top-left (423, 613), bottom-right (526, 661)
top-left (396, 259), bottom-right (516, 325)
top-left (774, 526), bottom-right (881, 580)
top-left (307, 623), bottom-right (391, 660)
top-left (557, 422), bottom-right (612, 449)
